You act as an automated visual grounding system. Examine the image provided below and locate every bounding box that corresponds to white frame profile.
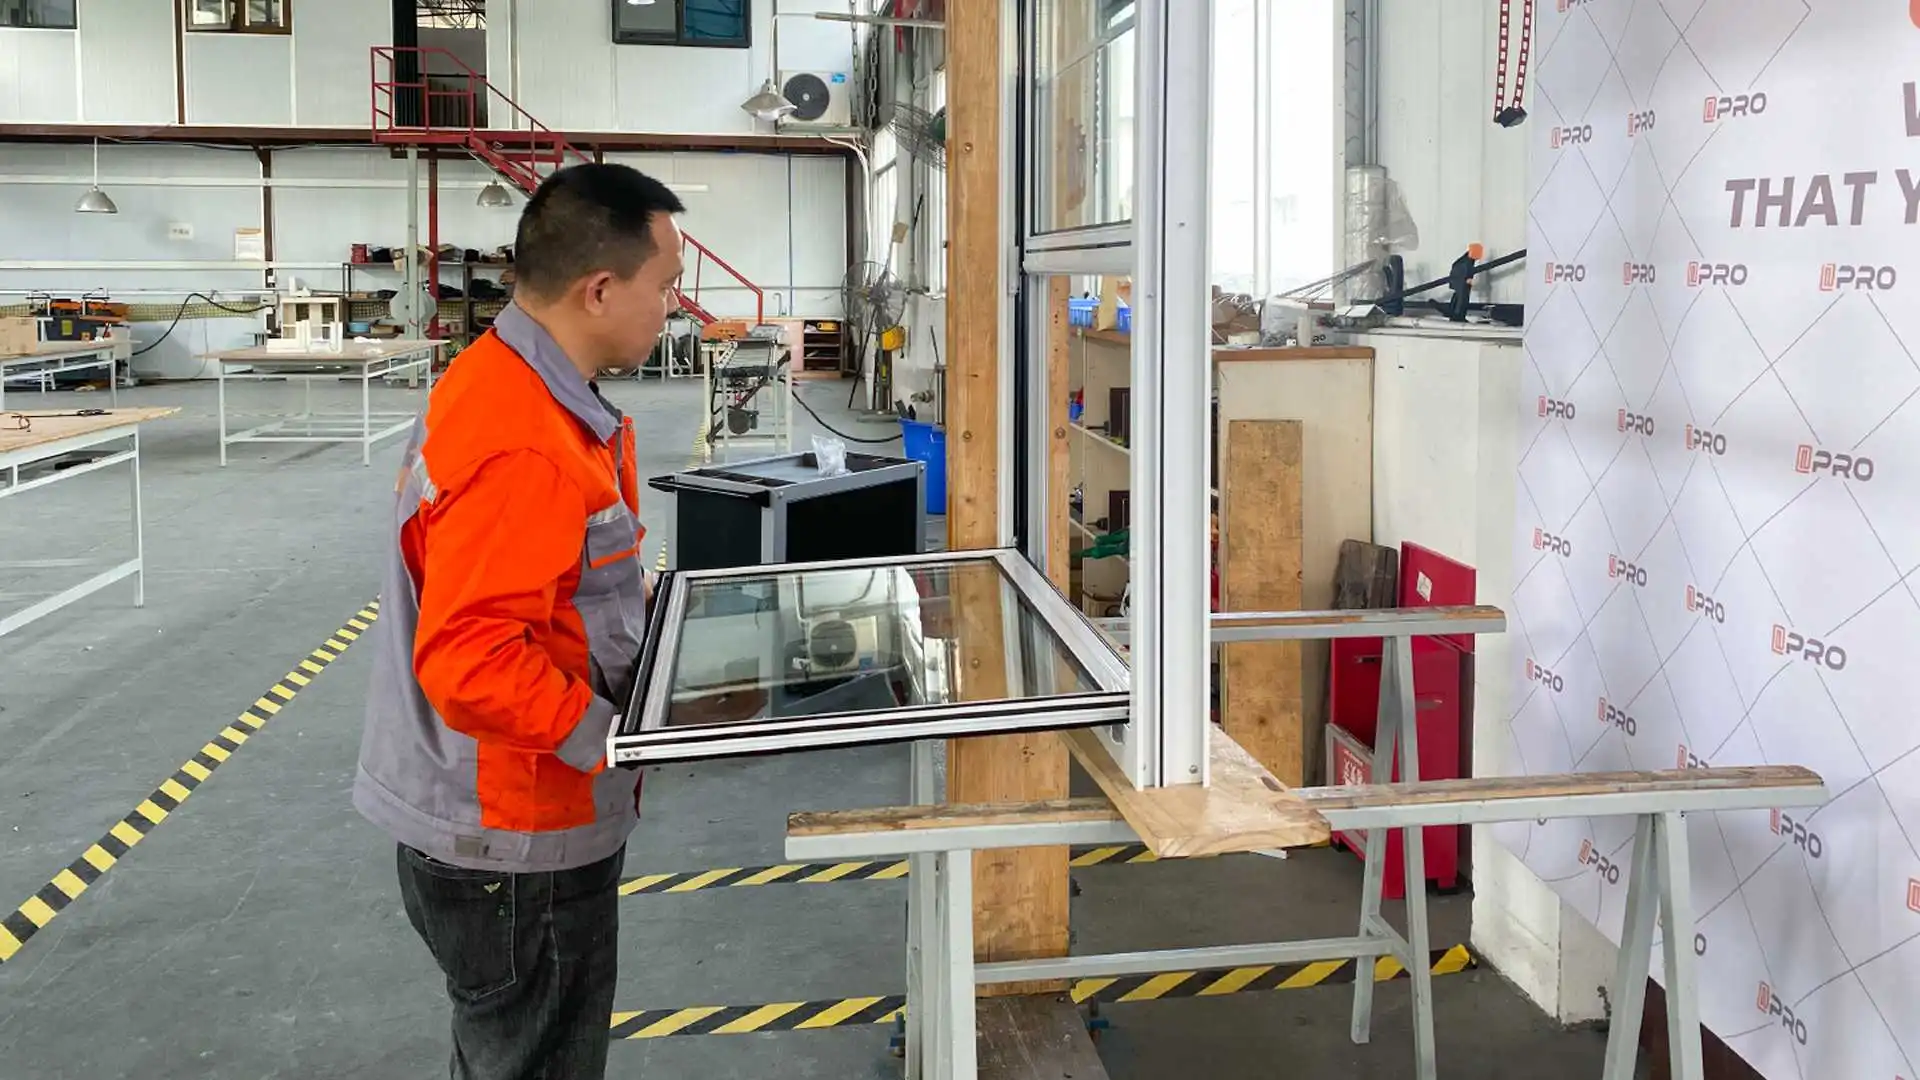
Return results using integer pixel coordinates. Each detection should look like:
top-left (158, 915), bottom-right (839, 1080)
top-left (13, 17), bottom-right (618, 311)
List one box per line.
top-left (1019, 0), bottom-right (1213, 789)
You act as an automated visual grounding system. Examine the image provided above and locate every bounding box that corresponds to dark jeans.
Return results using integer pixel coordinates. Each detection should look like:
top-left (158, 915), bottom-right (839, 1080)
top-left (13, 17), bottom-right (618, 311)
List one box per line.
top-left (397, 844), bottom-right (624, 1080)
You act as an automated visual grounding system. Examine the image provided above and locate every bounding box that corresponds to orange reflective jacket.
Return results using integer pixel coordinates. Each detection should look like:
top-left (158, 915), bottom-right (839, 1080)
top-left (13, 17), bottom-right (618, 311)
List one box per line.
top-left (355, 304), bottom-right (648, 872)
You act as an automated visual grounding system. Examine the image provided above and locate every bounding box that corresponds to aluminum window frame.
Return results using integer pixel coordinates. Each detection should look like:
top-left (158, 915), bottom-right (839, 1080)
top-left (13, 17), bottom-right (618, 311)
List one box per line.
top-left (608, 549), bottom-right (1131, 766)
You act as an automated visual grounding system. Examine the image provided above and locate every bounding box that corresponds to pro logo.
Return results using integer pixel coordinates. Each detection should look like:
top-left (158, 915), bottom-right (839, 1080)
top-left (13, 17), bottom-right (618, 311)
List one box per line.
top-left (1550, 124), bottom-right (1594, 148)
top-left (1544, 262), bottom-right (1588, 284)
top-left (1618, 410), bottom-right (1655, 436)
top-left (1532, 528), bottom-right (1573, 557)
top-left (1526, 658), bottom-right (1566, 693)
top-left (1704, 93), bottom-right (1768, 123)
top-left (1608, 556), bottom-right (1648, 586)
top-left (1684, 424), bottom-right (1728, 455)
top-left (1796, 445), bottom-right (1875, 481)
top-left (1623, 262), bottom-right (1657, 285)
top-left (1677, 744), bottom-right (1713, 769)
top-left (1538, 396), bottom-right (1577, 420)
top-left (1772, 625), bottom-right (1848, 671)
top-left (1687, 261), bottom-right (1749, 287)
top-left (1685, 586), bottom-right (1726, 624)
top-left (1771, 809), bottom-right (1825, 859)
top-left (1756, 982), bottom-right (1809, 1046)
top-left (1598, 697), bottom-right (1638, 736)
top-left (1627, 110), bottom-right (1656, 136)
top-left (1820, 263), bottom-right (1898, 291)
top-left (1908, 878), bottom-right (1920, 914)
top-left (1578, 839), bottom-right (1622, 884)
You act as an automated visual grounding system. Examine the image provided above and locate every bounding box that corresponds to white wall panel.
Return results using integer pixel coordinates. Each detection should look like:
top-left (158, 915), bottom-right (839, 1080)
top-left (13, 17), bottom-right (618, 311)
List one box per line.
top-left (77, 0), bottom-right (173, 124)
top-left (515, 0), bottom-right (615, 131)
top-left (184, 33), bottom-right (293, 125)
top-left (293, 0), bottom-right (387, 127)
top-left (0, 29), bottom-right (80, 123)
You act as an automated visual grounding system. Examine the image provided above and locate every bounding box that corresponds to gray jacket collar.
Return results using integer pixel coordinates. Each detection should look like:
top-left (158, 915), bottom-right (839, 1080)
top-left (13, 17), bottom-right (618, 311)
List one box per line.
top-left (492, 302), bottom-right (623, 443)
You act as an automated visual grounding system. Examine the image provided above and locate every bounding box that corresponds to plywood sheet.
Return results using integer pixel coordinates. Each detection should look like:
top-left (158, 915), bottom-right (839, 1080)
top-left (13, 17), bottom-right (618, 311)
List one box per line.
top-left (0, 407), bottom-right (179, 455)
top-left (1216, 356), bottom-right (1374, 783)
top-left (1220, 419), bottom-right (1305, 784)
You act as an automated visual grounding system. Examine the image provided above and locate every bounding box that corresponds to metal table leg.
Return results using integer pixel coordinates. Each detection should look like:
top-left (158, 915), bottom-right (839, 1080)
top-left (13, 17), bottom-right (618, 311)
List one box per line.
top-left (217, 361), bottom-right (229, 466)
top-left (935, 848), bottom-right (975, 1080)
top-left (1350, 641), bottom-right (1404, 1046)
top-left (129, 427), bottom-right (146, 608)
top-left (906, 741), bottom-right (938, 1080)
top-left (1600, 815), bottom-right (1659, 1080)
top-left (362, 365), bottom-right (373, 466)
top-left (1656, 812), bottom-right (1704, 1080)
top-left (1389, 636), bottom-right (1437, 1080)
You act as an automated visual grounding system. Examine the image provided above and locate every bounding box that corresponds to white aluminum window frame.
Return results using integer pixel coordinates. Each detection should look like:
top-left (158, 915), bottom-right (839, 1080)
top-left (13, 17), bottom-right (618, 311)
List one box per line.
top-left (1017, 0), bottom-right (1213, 790)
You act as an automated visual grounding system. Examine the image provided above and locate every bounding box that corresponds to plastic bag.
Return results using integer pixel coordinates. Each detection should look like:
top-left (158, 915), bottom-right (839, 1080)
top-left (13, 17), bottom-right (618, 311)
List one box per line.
top-left (812, 434), bottom-right (850, 478)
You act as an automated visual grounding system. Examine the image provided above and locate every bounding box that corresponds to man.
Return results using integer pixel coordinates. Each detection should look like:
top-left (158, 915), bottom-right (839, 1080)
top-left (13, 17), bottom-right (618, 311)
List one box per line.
top-left (355, 164), bottom-right (685, 1080)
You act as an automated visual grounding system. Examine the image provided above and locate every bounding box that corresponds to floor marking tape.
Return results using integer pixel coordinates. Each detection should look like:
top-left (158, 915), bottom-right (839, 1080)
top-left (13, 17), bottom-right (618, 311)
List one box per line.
top-left (0, 601), bottom-right (379, 965)
top-left (606, 946), bottom-right (1477, 1039)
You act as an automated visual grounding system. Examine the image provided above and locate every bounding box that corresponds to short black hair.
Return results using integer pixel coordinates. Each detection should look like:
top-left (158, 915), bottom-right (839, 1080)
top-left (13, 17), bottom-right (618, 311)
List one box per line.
top-left (513, 164), bottom-right (687, 300)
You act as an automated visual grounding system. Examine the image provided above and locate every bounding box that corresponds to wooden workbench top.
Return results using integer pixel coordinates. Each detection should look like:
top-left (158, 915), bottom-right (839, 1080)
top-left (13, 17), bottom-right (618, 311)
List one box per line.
top-left (0, 406), bottom-right (178, 454)
top-left (1, 338), bottom-right (120, 361)
top-left (209, 339), bottom-right (444, 365)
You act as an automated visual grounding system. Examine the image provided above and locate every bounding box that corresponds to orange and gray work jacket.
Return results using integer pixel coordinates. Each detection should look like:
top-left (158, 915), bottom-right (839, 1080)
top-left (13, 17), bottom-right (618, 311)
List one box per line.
top-left (354, 302), bottom-right (648, 873)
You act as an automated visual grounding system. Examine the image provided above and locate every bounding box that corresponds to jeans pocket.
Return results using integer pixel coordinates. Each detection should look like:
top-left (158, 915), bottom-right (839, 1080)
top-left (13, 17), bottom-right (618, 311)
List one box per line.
top-left (399, 846), bottom-right (518, 1003)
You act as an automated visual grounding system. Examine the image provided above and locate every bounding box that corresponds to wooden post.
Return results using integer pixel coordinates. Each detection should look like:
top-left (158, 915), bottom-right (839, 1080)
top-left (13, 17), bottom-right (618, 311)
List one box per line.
top-left (946, 0), bottom-right (1072, 976)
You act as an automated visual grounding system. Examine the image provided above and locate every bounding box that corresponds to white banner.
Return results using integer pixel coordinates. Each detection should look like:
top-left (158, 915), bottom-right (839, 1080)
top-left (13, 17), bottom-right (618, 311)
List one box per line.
top-left (1515, 3), bottom-right (1920, 1078)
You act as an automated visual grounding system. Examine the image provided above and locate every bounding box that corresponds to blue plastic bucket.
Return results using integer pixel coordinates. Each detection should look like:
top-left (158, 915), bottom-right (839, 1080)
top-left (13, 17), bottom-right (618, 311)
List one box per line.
top-left (899, 419), bottom-right (948, 516)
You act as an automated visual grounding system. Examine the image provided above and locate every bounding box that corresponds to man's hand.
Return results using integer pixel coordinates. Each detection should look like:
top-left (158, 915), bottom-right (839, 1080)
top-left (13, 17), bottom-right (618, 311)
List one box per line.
top-left (643, 570), bottom-right (658, 607)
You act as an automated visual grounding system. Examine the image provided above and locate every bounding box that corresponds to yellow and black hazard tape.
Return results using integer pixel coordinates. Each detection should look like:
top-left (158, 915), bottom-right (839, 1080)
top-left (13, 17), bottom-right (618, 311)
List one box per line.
top-left (619, 843), bottom-right (1164, 896)
top-left (0, 600), bottom-right (380, 964)
top-left (608, 945), bottom-right (1477, 1039)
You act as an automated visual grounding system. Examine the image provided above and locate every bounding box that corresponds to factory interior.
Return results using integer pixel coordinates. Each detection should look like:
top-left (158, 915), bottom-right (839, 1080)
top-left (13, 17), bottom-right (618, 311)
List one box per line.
top-left (0, 2), bottom-right (1913, 1080)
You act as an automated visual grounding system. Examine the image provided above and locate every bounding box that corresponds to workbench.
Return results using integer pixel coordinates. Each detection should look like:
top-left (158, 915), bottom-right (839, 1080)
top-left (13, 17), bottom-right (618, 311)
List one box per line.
top-left (206, 340), bottom-right (442, 466)
top-left (0, 407), bottom-right (175, 638)
top-left (0, 339), bottom-right (121, 411)
top-left (785, 606), bottom-right (1831, 1080)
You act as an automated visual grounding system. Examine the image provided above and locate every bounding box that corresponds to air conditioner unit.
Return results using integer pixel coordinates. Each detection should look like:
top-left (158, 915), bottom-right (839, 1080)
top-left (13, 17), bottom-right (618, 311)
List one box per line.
top-left (777, 70), bottom-right (853, 129)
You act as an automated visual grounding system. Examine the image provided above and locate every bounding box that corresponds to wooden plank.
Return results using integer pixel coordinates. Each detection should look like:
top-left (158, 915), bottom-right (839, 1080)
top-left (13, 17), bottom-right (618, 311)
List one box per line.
top-left (1214, 345), bottom-right (1377, 362)
top-left (789, 798), bottom-right (1123, 839)
top-left (1220, 419), bottom-right (1305, 784)
top-left (945, 0), bottom-right (1070, 980)
top-left (1216, 355), bottom-right (1374, 783)
top-left (977, 996), bottom-right (1110, 1080)
top-left (1332, 539), bottom-right (1400, 611)
top-left (1298, 766), bottom-right (1824, 810)
top-left (0, 407), bottom-right (179, 454)
top-left (1047, 277), bottom-right (1072, 589)
top-left (1061, 728), bottom-right (1332, 858)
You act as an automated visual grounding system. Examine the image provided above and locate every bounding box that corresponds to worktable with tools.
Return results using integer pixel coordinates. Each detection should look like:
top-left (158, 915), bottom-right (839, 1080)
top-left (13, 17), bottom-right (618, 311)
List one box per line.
top-left (0, 406), bottom-right (175, 638)
top-left (205, 340), bottom-right (442, 466)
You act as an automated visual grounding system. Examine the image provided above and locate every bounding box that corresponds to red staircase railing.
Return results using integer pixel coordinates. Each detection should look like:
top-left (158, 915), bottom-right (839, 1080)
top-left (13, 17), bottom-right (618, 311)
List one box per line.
top-left (371, 46), bottom-right (764, 325)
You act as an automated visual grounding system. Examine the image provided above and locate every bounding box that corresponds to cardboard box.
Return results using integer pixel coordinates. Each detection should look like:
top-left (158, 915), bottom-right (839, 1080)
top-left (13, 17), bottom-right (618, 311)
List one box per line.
top-left (0, 316), bottom-right (38, 357)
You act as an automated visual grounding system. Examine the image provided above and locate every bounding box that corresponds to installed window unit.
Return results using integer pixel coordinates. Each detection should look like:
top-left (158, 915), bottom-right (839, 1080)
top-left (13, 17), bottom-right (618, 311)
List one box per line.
top-left (183, 0), bottom-right (290, 34)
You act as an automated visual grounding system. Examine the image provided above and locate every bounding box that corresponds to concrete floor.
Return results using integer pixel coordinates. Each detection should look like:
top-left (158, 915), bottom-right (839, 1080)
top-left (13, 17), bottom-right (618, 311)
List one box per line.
top-left (0, 373), bottom-right (1612, 1078)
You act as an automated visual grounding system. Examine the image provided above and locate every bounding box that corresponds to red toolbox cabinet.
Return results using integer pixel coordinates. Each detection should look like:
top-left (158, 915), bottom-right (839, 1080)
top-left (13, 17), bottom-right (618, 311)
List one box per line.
top-left (1323, 542), bottom-right (1475, 900)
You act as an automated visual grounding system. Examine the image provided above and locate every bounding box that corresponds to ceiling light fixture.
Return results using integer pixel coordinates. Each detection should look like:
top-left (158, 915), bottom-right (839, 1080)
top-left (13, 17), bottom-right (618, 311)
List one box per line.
top-left (74, 138), bottom-right (118, 215)
top-left (477, 180), bottom-right (515, 208)
top-left (742, 2), bottom-right (794, 123)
